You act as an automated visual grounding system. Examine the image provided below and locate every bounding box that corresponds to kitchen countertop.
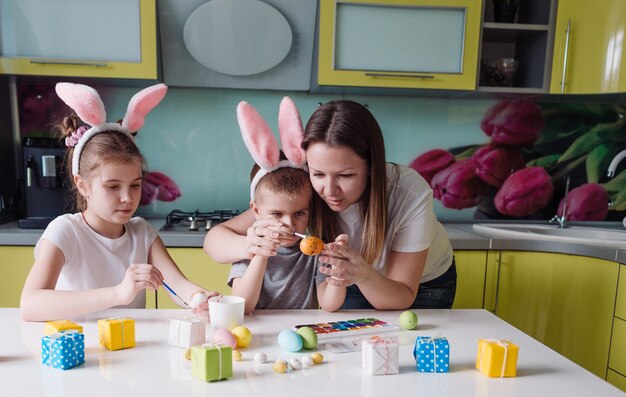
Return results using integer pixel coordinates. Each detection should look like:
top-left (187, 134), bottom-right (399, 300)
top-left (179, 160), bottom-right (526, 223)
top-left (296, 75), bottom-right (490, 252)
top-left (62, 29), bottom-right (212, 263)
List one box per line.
top-left (2, 308), bottom-right (623, 396)
top-left (0, 219), bottom-right (624, 263)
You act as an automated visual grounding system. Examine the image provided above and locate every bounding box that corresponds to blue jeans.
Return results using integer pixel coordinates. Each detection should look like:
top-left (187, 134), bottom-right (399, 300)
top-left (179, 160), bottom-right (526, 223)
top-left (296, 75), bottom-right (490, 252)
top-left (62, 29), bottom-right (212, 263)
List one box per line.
top-left (340, 259), bottom-right (457, 310)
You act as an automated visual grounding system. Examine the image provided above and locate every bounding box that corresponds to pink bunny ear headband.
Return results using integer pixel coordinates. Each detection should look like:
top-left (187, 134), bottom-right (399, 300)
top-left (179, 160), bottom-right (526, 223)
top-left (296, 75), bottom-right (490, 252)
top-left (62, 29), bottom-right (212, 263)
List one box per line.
top-left (237, 97), bottom-right (307, 201)
top-left (55, 82), bottom-right (168, 176)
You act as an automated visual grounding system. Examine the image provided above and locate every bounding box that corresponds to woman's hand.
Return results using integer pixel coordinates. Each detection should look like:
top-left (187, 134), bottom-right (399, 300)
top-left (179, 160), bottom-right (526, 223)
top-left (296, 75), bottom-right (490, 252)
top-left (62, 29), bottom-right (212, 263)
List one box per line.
top-left (191, 290), bottom-right (220, 323)
top-left (245, 219), bottom-right (292, 259)
top-left (115, 264), bottom-right (163, 305)
top-left (318, 234), bottom-right (376, 287)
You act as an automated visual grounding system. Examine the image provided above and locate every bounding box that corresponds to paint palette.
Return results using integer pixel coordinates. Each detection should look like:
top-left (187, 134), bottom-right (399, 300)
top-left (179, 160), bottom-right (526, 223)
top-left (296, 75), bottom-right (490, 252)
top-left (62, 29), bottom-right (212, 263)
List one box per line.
top-left (293, 318), bottom-right (399, 340)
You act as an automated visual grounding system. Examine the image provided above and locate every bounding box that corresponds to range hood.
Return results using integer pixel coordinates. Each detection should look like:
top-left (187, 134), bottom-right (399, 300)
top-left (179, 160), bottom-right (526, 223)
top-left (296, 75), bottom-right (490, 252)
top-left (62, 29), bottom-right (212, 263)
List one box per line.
top-left (158, 0), bottom-right (318, 91)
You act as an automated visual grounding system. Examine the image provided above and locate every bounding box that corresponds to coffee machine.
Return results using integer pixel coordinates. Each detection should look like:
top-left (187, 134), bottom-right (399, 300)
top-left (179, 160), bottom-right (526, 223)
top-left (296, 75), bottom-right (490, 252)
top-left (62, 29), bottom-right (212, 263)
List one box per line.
top-left (18, 137), bottom-right (73, 229)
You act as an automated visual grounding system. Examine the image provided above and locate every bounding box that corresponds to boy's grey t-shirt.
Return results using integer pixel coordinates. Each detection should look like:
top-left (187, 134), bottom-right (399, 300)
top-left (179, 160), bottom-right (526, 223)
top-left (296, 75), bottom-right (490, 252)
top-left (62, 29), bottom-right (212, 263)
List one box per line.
top-left (228, 244), bottom-right (321, 309)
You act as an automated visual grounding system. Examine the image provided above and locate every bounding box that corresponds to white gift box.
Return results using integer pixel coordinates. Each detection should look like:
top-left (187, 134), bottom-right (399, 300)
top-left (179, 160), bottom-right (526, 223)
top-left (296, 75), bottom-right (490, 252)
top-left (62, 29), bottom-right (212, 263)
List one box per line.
top-left (362, 337), bottom-right (399, 375)
top-left (168, 318), bottom-right (206, 348)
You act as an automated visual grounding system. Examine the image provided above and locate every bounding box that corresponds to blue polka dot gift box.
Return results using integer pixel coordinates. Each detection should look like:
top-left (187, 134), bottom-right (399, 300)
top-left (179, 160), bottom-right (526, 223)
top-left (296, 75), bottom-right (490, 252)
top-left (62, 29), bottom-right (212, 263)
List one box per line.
top-left (413, 336), bottom-right (450, 373)
top-left (41, 330), bottom-right (85, 370)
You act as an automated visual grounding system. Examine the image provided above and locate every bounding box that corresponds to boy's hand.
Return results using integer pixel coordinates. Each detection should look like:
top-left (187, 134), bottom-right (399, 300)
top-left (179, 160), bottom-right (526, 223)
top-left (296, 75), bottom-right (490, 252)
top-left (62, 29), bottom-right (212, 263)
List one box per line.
top-left (245, 219), bottom-right (289, 258)
top-left (115, 264), bottom-right (163, 305)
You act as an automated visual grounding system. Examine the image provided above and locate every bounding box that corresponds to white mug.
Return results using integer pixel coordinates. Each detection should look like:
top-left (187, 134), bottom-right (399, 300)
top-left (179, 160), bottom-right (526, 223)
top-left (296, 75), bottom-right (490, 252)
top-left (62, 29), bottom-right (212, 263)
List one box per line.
top-left (208, 295), bottom-right (245, 331)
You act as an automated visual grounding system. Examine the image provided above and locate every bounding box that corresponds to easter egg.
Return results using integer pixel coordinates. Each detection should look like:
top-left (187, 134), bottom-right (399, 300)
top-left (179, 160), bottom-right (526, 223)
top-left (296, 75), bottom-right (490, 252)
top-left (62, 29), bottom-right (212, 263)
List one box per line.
top-left (212, 327), bottom-right (237, 348)
top-left (189, 291), bottom-right (208, 308)
top-left (301, 355), bottom-right (314, 367)
top-left (299, 236), bottom-right (324, 256)
top-left (254, 352), bottom-right (268, 364)
top-left (289, 358), bottom-right (302, 370)
top-left (296, 326), bottom-right (318, 350)
top-left (232, 326), bottom-right (252, 348)
top-left (277, 329), bottom-right (303, 352)
top-left (273, 359), bottom-right (288, 373)
top-left (232, 349), bottom-right (243, 361)
top-left (310, 352), bottom-right (324, 364)
top-left (399, 310), bottom-right (418, 330)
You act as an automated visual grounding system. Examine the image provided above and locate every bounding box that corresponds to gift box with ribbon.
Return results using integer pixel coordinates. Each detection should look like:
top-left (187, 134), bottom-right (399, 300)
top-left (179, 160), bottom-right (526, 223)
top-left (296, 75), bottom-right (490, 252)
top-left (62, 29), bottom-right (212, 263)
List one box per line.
top-left (475, 339), bottom-right (519, 377)
top-left (44, 320), bottom-right (83, 336)
top-left (98, 317), bottom-right (135, 351)
top-left (168, 317), bottom-right (206, 348)
top-left (413, 336), bottom-right (450, 373)
top-left (362, 336), bottom-right (399, 375)
top-left (191, 344), bottom-right (233, 382)
top-left (41, 330), bottom-right (85, 370)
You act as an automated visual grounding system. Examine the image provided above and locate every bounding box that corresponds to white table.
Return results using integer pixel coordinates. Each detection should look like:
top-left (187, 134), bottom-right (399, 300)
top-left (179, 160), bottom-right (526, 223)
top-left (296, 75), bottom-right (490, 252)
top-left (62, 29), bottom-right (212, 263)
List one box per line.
top-left (1, 308), bottom-right (622, 396)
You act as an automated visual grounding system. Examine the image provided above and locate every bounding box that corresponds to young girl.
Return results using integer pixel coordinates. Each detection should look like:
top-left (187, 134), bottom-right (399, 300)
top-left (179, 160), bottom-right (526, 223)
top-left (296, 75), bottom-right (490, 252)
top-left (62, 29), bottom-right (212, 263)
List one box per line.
top-left (228, 99), bottom-right (321, 314)
top-left (20, 82), bottom-right (218, 321)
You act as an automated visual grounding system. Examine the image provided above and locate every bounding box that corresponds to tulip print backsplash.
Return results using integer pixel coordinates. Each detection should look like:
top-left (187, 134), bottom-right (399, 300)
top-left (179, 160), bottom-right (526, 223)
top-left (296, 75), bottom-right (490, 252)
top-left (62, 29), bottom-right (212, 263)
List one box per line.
top-left (18, 83), bottom-right (625, 222)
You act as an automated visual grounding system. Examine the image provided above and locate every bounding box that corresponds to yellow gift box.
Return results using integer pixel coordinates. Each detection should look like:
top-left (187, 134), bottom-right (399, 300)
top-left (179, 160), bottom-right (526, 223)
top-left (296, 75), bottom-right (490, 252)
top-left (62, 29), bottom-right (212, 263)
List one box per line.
top-left (44, 320), bottom-right (83, 335)
top-left (98, 317), bottom-right (135, 351)
top-left (476, 339), bottom-right (519, 377)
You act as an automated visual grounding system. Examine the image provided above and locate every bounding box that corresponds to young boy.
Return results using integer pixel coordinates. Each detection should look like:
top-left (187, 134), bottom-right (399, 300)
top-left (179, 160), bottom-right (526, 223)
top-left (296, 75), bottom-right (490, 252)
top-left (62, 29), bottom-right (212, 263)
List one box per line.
top-left (228, 164), bottom-right (320, 314)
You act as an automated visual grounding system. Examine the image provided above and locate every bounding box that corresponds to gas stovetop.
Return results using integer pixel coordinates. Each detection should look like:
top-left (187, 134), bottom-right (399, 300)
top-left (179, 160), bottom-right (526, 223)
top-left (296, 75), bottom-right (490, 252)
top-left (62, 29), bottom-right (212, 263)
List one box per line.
top-left (159, 209), bottom-right (241, 232)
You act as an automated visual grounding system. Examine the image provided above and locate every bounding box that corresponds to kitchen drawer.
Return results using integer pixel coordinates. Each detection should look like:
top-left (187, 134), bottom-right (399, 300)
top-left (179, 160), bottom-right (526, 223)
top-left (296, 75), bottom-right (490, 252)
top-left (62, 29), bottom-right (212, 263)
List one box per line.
top-left (609, 318), bottom-right (626, 375)
top-left (607, 369), bottom-right (626, 393)
top-left (616, 266), bottom-right (626, 320)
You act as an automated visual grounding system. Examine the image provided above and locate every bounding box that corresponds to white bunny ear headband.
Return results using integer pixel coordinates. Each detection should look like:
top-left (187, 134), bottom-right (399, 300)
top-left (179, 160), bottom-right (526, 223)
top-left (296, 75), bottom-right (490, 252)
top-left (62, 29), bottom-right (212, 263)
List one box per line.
top-left (237, 97), bottom-right (308, 201)
top-left (55, 82), bottom-right (168, 176)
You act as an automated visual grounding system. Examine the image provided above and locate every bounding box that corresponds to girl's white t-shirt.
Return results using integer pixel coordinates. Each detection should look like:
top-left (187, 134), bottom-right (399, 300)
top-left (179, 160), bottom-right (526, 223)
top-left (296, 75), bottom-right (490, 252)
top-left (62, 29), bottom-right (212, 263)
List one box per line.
top-left (338, 164), bottom-right (453, 283)
top-left (35, 213), bottom-right (158, 308)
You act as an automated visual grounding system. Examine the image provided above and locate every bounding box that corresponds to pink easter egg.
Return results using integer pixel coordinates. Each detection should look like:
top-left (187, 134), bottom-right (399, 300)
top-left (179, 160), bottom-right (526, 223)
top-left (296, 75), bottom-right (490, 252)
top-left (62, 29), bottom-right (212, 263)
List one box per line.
top-left (212, 328), bottom-right (237, 348)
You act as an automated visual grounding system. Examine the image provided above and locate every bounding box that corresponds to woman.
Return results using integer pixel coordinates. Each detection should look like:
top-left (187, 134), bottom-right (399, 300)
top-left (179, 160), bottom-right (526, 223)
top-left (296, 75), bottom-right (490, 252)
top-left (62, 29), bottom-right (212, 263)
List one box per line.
top-left (204, 100), bottom-right (455, 311)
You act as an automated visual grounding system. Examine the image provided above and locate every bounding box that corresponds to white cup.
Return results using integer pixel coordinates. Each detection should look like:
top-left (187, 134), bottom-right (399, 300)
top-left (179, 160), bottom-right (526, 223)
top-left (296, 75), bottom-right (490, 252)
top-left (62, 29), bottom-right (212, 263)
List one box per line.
top-left (208, 295), bottom-right (245, 331)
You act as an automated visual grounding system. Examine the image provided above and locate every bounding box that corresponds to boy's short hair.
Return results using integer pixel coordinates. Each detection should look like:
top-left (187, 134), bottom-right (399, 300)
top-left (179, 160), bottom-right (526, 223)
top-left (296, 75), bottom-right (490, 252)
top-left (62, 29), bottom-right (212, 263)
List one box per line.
top-left (250, 164), bottom-right (312, 203)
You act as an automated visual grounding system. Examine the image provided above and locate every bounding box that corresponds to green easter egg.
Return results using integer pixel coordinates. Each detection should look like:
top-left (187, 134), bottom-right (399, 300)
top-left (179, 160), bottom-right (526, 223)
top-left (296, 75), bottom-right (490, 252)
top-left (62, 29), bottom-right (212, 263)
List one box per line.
top-left (399, 310), bottom-right (418, 330)
top-left (296, 326), bottom-right (318, 350)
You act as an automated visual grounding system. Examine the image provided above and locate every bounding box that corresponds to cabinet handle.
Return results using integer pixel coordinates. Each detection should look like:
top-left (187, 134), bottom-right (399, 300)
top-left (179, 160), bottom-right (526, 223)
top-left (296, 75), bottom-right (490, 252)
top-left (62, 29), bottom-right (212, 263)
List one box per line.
top-left (29, 59), bottom-right (108, 67)
top-left (560, 19), bottom-right (572, 94)
top-left (364, 72), bottom-right (435, 79)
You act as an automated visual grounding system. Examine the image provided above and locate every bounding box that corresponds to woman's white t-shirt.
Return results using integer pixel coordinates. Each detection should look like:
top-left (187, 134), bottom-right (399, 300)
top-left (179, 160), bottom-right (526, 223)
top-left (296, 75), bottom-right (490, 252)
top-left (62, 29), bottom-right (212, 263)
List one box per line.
top-left (34, 213), bottom-right (158, 308)
top-left (338, 164), bottom-right (453, 283)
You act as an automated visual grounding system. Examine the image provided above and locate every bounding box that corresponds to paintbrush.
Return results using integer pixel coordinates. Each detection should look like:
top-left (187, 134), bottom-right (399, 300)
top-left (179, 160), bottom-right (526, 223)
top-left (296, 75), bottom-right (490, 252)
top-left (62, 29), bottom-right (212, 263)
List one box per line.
top-left (162, 281), bottom-right (189, 306)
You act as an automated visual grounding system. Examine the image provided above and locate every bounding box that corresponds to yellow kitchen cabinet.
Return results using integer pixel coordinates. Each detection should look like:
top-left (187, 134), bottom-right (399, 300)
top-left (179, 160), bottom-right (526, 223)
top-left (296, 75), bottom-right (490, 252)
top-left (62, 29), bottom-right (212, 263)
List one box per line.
top-left (607, 369), bottom-right (626, 393)
top-left (0, 246), bottom-right (34, 308)
top-left (148, 248), bottom-right (232, 309)
top-left (496, 251), bottom-right (619, 378)
top-left (550, 0), bottom-right (626, 94)
top-left (0, 0), bottom-right (157, 79)
top-left (609, 318), bottom-right (626, 382)
top-left (317, 0), bottom-right (482, 90)
top-left (615, 265), bottom-right (626, 320)
top-left (452, 250), bottom-right (487, 309)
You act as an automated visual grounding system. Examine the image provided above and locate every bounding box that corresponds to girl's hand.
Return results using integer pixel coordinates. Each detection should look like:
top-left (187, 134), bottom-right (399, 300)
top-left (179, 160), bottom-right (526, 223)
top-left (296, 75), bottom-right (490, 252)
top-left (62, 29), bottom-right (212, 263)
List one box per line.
top-left (191, 290), bottom-right (221, 323)
top-left (245, 219), bottom-right (291, 258)
top-left (116, 264), bottom-right (163, 305)
top-left (318, 234), bottom-right (374, 287)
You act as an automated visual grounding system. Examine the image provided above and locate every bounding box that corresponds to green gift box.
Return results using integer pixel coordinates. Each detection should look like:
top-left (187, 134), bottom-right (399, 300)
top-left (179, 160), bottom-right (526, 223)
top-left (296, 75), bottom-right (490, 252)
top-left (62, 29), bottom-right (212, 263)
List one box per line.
top-left (191, 344), bottom-right (233, 382)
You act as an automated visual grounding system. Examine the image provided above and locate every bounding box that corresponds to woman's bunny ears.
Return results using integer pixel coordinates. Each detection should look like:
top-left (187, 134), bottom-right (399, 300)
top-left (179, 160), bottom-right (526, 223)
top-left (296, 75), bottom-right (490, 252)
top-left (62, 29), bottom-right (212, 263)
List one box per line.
top-left (55, 82), bottom-right (168, 175)
top-left (237, 97), bottom-right (307, 200)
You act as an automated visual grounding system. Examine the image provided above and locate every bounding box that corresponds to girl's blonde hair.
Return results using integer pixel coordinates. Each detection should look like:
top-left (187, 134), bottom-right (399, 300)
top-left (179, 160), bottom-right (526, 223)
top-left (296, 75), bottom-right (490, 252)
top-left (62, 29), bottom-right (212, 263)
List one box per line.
top-left (302, 100), bottom-right (393, 264)
top-left (54, 114), bottom-right (145, 211)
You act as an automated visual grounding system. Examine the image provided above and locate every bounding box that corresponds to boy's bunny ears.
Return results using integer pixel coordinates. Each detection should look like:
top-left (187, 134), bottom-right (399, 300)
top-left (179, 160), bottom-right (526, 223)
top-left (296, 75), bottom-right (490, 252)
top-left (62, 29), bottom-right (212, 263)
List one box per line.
top-left (237, 97), bottom-right (307, 200)
top-left (55, 82), bottom-right (168, 175)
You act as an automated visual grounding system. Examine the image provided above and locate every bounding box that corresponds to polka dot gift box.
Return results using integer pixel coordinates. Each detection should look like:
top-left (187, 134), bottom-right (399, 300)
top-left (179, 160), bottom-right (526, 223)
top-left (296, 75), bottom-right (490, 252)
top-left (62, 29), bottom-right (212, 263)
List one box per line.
top-left (413, 336), bottom-right (450, 373)
top-left (41, 330), bottom-right (85, 370)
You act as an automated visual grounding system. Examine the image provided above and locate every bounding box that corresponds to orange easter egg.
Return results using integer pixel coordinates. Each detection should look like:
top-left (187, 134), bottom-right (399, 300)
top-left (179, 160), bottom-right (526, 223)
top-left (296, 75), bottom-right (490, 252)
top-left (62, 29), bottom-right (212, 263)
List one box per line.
top-left (299, 236), bottom-right (324, 256)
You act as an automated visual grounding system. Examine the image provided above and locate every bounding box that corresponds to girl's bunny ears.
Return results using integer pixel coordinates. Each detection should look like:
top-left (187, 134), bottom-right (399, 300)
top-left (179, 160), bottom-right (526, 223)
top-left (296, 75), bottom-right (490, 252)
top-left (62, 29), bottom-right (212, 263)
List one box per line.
top-left (55, 82), bottom-right (168, 175)
top-left (237, 97), bottom-right (307, 200)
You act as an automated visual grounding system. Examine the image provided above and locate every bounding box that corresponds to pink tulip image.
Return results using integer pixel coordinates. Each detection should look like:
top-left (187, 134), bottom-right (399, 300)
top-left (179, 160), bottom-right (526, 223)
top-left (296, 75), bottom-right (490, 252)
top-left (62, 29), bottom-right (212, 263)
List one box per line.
top-left (431, 159), bottom-right (487, 209)
top-left (480, 101), bottom-right (544, 147)
top-left (494, 166), bottom-right (553, 216)
top-left (472, 144), bottom-right (526, 188)
top-left (140, 171), bottom-right (181, 205)
top-left (557, 183), bottom-right (609, 221)
top-left (409, 149), bottom-right (455, 185)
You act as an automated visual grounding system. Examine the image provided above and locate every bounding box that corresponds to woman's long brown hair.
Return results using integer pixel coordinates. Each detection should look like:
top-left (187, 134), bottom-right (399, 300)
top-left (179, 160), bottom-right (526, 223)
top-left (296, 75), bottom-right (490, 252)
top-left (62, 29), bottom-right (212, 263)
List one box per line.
top-left (302, 100), bottom-right (391, 264)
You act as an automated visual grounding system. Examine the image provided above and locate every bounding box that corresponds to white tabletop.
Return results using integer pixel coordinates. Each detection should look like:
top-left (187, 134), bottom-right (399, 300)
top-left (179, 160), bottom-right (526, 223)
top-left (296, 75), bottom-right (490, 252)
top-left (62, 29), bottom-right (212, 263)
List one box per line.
top-left (1, 308), bottom-right (622, 396)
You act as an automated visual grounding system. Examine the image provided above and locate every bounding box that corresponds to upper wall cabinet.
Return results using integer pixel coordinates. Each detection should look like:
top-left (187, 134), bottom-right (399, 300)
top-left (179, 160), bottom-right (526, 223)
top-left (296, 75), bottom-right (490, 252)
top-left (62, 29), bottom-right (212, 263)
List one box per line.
top-left (317, 0), bottom-right (483, 90)
top-left (478, 0), bottom-right (556, 93)
top-left (550, 0), bottom-right (626, 94)
top-left (0, 0), bottom-right (157, 80)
